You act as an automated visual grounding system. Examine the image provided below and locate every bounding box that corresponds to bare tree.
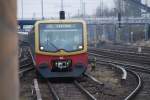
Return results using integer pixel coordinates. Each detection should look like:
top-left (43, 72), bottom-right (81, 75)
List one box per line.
top-left (96, 6), bottom-right (115, 17)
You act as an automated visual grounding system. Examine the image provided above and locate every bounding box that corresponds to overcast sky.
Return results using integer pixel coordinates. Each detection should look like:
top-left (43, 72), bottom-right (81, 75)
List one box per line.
top-left (17, 0), bottom-right (150, 19)
top-left (17, 0), bottom-right (115, 19)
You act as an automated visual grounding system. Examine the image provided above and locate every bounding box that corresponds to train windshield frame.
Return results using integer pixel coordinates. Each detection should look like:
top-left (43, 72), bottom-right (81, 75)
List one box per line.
top-left (38, 23), bottom-right (84, 52)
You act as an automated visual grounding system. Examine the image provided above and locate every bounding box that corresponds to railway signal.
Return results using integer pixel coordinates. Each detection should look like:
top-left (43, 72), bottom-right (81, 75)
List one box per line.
top-left (60, 11), bottom-right (65, 20)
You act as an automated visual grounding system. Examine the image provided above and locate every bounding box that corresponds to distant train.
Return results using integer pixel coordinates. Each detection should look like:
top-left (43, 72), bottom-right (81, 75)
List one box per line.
top-left (28, 19), bottom-right (88, 78)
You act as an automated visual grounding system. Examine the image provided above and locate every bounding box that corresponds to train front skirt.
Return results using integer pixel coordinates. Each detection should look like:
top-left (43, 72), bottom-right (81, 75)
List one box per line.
top-left (38, 65), bottom-right (86, 78)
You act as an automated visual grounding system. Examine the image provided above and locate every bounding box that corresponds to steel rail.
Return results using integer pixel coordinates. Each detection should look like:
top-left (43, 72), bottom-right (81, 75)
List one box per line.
top-left (20, 57), bottom-right (29, 63)
top-left (27, 47), bottom-right (36, 66)
top-left (89, 52), bottom-right (150, 74)
top-left (47, 81), bottom-right (60, 100)
top-left (19, 67), bottom-right (34, 75)
top-left (89, 51), bottom-right (150, 64)
top-left (89, 52), bottom-right (142, 100)
top-left (91, 60), bottom-right (127, 80)
top-left (89, 52), bottom-right (127, 80)
top-left (33, 79), bottom-right (42, 100)
top-left (19, 47), bottom-right (22, 59)
top-left (89, 48), bottom-right (150, 58)
top-left (97, 61), bottom-right (142, 100)
top-left (84, 73), bottom-right (104, 85)
top-left (109, 63), bottom-right (127, 80)
top-left (20, 62), bottom-right (33, 69)
top-left (74, 81), bottom-right (97, 100)
top-left (124, 69), bottom-right (142, 100)
top-left (89, 47), bottom-right (150, 56)
top-left (19, 47), bottom-right (34, 76)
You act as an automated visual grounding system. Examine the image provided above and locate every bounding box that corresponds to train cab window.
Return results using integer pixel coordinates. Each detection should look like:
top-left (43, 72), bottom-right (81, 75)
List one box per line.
top-left (39, 23), bottom-right (83, 52)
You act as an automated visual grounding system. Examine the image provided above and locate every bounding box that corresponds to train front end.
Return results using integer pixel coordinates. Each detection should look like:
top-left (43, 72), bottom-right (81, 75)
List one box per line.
top-left (34, 20), bottom-right (88, 78)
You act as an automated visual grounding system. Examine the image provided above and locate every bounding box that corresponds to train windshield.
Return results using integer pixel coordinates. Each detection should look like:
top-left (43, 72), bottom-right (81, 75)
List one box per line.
top-left (39, 23), bottom-right (83, 52)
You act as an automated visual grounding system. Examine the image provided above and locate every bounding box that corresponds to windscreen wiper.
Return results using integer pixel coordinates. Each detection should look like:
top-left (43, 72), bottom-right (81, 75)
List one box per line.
top-left (49, 42), bottom-right (59, 51)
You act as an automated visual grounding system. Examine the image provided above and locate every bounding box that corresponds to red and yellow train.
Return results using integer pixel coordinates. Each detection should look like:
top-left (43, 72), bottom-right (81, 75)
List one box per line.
top-left (28, 19), bottom-right (88, 78)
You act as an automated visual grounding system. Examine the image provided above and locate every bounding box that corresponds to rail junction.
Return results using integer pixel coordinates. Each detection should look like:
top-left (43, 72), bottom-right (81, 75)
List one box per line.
top-left (17, 0), bottom-right (150, 100)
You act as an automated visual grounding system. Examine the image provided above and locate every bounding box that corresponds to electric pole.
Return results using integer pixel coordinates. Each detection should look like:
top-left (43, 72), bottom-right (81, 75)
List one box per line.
top-left (78, 9), bottom-right (80, 17)
top-left (61, 0), bottom-right (64, 11)
top-left (83, 2), bottom-right (86, 17)
top-left (100, 0), bottom-right (103, 17)
top-left (80, 0), bottom-right (83, 17)
top-left (41, 0), bottom-right (44, 19)
top-left (21, 0), bottom-right (24, 19)
top-left (118, 0), bottom-right (122, 28)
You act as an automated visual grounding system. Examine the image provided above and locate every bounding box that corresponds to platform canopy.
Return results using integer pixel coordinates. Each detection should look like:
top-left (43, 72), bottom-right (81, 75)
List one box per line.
top-left (18, 20), bottom-right (37, 30)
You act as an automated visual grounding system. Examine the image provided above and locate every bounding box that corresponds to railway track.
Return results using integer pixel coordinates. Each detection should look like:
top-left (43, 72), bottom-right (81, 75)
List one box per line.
top-left (33, 75), bottom-right (103, 100)
top-left (90, 47), bottom-right (150, 56)
top-left (19, 48), bottom-right (142, 100)
top-left (48, 80), bottom-right (91, 100)
top-left (19, 46), bottom-right (34, 77)
top-left (141, 46), bottom-right (150, 53)
top-left (18, 45), bottom-right (142, 100)
top-left (33, 67), bottom-right (141, 100)
top-left (89, 51), bottom-right (150, 74)
top-left (89, 51), bottom-right (150, 100)
top-left (89, 48), bottom-right (150, 65)
top-left (96, 43), bottom-right (150, 54)
top-left (94, 62), bottom-right (141, 100)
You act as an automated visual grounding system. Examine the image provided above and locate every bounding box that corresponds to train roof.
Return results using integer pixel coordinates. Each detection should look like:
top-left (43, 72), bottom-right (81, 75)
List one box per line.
top-left (35, 19), bottom-right (86, 25)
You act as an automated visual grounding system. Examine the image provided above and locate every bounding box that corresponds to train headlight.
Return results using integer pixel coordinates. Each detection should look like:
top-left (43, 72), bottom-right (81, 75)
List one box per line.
top-left (79, 46), bottom-right (83, 49)
top-left (40, 46), bottom-right (44, 50)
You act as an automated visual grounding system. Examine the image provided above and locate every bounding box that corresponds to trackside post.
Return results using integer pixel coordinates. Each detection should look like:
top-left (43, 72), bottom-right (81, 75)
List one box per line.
top-left (0, 0), bottom-right (19, 100)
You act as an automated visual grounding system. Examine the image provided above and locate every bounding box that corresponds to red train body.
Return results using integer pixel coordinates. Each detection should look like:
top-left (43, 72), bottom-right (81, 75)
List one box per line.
top-left (35, 53), bottom-right (88, 78)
